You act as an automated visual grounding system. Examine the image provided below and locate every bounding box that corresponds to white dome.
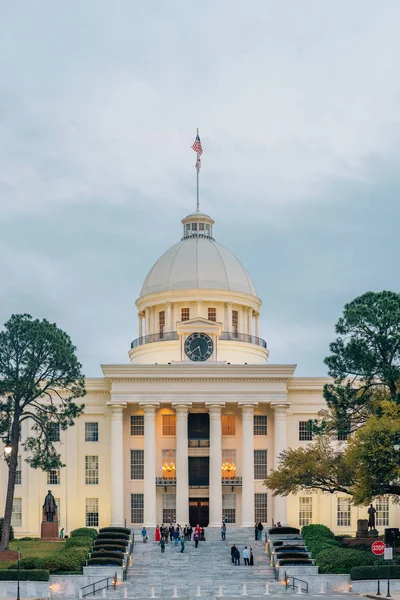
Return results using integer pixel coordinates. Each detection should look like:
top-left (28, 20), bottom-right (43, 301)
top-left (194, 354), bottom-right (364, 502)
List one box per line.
top-left (140, 236), bottom-right (258, 297)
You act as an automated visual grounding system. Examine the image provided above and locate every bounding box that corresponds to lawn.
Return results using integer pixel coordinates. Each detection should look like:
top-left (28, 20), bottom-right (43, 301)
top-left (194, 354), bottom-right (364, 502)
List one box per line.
top-left (0, 540), bottom-right (66, 569)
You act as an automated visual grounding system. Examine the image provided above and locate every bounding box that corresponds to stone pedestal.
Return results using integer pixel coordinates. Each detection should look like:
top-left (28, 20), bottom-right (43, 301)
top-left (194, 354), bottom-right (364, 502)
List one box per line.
top-left (368, 529), bottom-right (379, 537)
top-left (356, 519), bottom-right (368, 538)
top-left (41, 520), bottom-right (59, 540)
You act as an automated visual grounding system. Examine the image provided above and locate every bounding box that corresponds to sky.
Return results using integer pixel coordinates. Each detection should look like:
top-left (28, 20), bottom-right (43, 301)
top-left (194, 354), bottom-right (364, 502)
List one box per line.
top-left (0, 1), bottom-right (400, 377)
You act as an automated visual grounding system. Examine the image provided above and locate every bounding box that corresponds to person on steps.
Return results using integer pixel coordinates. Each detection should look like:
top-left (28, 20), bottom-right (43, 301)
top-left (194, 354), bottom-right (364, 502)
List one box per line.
top-left (180, 537), bottom-right (185, 553)
top-left (221, 523), bottom-right (226, 541)
top-left (233, 547), bottom-right (240, 566)
top-left (159, 538), bottom-right (166, 553)
top-left (257, 521), bottom-right (264, 541)
top-left (230, 543), bottom-right (237, 563)
top-left (173, 527), bottom-right (180, 546)
top-left (141, 526), bottom-right (147, 542)
top-left (254, 523), bottom-right (258, 541)
top-left (193, 530), bottom-right (200, 548)
top-left (243, 546), bottom-right (250, 566)
top-left (249, 548), bottom-right (254, 566)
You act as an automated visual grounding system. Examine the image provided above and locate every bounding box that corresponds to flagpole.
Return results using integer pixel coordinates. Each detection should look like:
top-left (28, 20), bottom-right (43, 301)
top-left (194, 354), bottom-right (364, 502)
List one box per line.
top-left (196, 154), bottom-right (199, 212)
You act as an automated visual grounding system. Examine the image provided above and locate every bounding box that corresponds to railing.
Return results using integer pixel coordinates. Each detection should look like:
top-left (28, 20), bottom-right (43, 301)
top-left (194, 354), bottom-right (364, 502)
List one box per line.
top-left (156, 476), bottom-right (176, 486)
top-left (80, 575), bottom-right (116, 598)
top-left (221, 476), bottom-right (242, 486)
top-left (130, 331), bottom-right (267, 349)
top-left (188, 439), bottom-right (210, 448)
top-left (285, 573), bottom-right (309, 594)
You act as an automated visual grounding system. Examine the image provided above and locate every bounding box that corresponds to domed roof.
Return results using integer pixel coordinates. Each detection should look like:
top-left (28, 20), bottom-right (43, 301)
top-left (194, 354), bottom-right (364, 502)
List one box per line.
top-left (140, 236), bottom-right (257, 297)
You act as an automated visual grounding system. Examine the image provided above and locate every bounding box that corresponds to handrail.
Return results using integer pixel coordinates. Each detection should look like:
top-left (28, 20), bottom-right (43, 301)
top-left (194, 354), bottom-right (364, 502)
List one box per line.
top-left (220, 331), bottom-right (267, 348)
top-left (81, 576), bottom-right (115, 597)
top-left (285, 572), bottom-right (309, 594)
top-left (131, 330), bottom-right (267, 349)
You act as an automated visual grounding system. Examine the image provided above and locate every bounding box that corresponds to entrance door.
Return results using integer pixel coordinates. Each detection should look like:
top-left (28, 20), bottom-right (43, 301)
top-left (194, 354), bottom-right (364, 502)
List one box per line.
top-left (189, 498), bottom-right (209, 527)
top-left (188, 456), bottom-right (209, 487)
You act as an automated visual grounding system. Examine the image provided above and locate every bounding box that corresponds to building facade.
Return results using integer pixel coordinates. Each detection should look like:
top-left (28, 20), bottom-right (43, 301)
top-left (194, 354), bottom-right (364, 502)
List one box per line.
top-left (1, 209), bottom-right (398, 535)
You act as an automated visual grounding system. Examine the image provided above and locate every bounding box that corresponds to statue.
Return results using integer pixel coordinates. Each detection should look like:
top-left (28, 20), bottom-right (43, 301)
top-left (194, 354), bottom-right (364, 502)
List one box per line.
top-left (43, 490), bottom-right (57, 522)
top-left (368, 504), bottom-right (377, 531)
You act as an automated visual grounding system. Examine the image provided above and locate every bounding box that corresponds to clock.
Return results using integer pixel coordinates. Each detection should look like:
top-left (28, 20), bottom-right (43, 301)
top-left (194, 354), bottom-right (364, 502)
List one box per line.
top-left (184, 332), bottom-right (214, 362)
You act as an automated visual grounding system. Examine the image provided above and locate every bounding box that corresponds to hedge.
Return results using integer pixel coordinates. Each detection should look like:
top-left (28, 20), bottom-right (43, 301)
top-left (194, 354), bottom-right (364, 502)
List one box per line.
top-left (269, 527), bottom-right (300, 535)
top-left (91, 551), bottom-right (125, 560)
top-left (351, 566), bottom-right (400, 581)
top-left (95, 532), bottom-right (129, 541)
top-left (278, 558), bottom-right (313, 566)
top-left (272, 541), bottom-right (283, 547)
top-left (277, 552), bottom-right (309, 560)
top-left (38, 548), bottom-right (88, 573)
top-left (278, 546), bottom-right (308, 552)
top-left (65, 536), bottom-right (93, 549)
top-left (317, 547), bottom-right (375, 574)
top-left (0, 518), bottom-right (14, 542)
top-left (94, 538), bottom-right (128, 546)
top-left (306, 538), bottom-right (340, 557)
top-left (0, 570), bottom-right (49, 581)
top-left (9, 558), bottom-right (40, 570)
top-left (92, 544), bottom-right (127, 552)
top-left (99, 527), bottom-right (131, 535)
top-left (70, 527), bottom-right (97, 539)
top-left (87, 557), bottom-right (124, 566)
top-left (302, 524), bottom-right (335, 540)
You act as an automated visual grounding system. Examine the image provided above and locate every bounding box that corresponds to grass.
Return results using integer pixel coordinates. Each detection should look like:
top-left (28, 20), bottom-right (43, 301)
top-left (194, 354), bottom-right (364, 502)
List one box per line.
top-left (0, 540), bottom-right (66, 569)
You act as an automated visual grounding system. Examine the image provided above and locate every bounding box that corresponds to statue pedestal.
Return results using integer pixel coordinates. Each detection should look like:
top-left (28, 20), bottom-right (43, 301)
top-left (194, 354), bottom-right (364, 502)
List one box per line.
top-left (41, 520), bottom-right (59, 540)
top-left (356, 519), bottom-right (369, 538)
top-left (368, 529), bottom-right (379, 538)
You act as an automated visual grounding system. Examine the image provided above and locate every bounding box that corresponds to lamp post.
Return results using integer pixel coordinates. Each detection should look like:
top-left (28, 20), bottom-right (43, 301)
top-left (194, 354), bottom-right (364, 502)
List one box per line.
top-left (1, 437), bottom-right (12, 457)
top-left (17, 546), bottom-right (20, 600)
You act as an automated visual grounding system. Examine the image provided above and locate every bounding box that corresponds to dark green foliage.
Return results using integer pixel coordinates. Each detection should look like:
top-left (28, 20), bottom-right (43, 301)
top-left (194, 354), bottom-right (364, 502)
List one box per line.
top-left (17, 537), bottom-right (38, 541)
top-left (70, 528), bottom-right (97, 539)
top-left (95, 532), bottom-right (129, 541)
top-left (0, 519), bottom-right (14, 542)
top-left (0, 570), bottom-right (49, 581)
top-left (92, 544), bottom-right (127, 552)
top-left (317, 547), bottom-right (375, 574)
top-left (277, 546), bottom-right (307, 552)
top-left (9, 557), bottom-right (40, 569)
top-left (87, 557), bottom-right (124, 566)
top-left (277, 558), bottom-right (313, 565)
top-left (351, 566), bottom-right (400, 580)
top-left (65, 536), bottom-right (93, 549)
top-left (99, 527), bottom-right (130, 535)
top-left (277, 552), bottom-right (309, 560)
top-left (272, 541), bottom-right (283, 547)
top-left (269, 527), bottom-right (300, 535)
top-left (302, 524), bottom-right (335, 539)
top-left (91, 551), bottom-right (125, 560)
top-left (38, 548), bottom-right (88, 572)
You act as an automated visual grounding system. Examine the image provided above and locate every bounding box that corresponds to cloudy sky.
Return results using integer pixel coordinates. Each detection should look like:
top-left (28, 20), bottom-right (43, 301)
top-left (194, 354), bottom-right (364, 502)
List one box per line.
top-left (1, 1), bottom-right (399, 377)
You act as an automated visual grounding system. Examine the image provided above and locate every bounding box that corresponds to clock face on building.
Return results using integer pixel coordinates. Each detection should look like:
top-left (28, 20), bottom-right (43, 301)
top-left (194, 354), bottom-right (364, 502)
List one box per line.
top-left (184, 332), bottom-right (214, 362)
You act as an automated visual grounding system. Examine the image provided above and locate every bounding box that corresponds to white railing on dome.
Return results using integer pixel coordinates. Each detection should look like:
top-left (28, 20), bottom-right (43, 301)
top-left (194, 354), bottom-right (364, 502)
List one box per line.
top-left (130, 331), bottom-right (267, 349)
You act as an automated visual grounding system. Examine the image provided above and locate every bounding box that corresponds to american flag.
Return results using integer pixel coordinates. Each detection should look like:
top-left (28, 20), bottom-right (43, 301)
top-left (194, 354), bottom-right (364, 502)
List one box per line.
top-left (191, 130), bottom-right (203, 156)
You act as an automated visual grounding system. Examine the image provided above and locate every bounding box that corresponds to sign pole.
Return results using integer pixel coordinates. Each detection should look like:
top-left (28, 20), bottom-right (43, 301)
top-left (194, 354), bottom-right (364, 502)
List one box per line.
top-left (376, 563), bottom-right (381, 596)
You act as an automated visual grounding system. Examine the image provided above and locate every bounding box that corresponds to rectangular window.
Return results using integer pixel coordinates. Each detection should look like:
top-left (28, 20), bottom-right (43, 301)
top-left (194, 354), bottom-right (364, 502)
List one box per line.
top-left (199, 223), bottom-right (205, 231)
top-left (162, 415), bottom-right (176, 436)
top-left (11, 498), bottom-right (22, 527)
top-left (181, 308), bottom-right (190, 322)
top-left (85, 456), bottom-right (99, 485)
top-left (376, 497), bottom-right (389, 527)
top-left (232, 310), bottom-right (239, 336)
top-left (299, 497), bottom-right (313, 527)
top-left (254, 415), bottom-right (267, 436)
top-left (222, 415), bottom-right (236, 436)
top-left (222, 449), bottom-right (236, 479)
top-left (131, 494), bottom-right (144, 523)
top-left (48, 422), bottom-right (60, 442)
top-left (85, 422), bottom-right (99, 442)
top-left (85, 498), bottom-right (99, 527)
top-left (255, 493), bottom-right (268, 524)
top-left (208, 308), bottom-right (216, 322)
top-left (337, 429), bottom-right (349, 441)
top-left (159, 311), bottom-right (165, 338)
top-left (47, 469), bottom-right (60, 485)
top-left (299, 421), bottom-right (313, 441)
top-left (131, 415), bottom-right (144, 436)
top-left (222, 493), bottom-right (236, 524)
top-left (163, 493), bottom-right (176, 523)
top-left (337, 498), bottom-right (351, 527)
top-left (15, 456), bottom-right (22, 485)
top-left (254, 449), bottom-right (268, 480)
top-left (131, 450), bottom-right (144, 480)
top-left (162, 449), bottom-right (176, 478)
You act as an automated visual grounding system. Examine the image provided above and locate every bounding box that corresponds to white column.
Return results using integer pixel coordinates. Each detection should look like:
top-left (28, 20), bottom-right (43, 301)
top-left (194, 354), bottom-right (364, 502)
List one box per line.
top-left (141, 403), bottom-right (159, 527)
top-left (240, 403), bottom-right (257, 526)
top-left (255, 313), bottom-right (259, 338)
top-left (173, 403), bottom-right (191, 524)
top-left (196, 299), bottom-right (203, 318)
top-left (247, 308), bottom-right (253, 335)
top-left (109, 403), bottom-right (126, 526)
top-left (226, 302), bottom-right (233, 332)
top-left (144, 307), bottom-right (150, 335)
top-left (138, 313), bottom-right (143, 338)
top-left (166, 301), bottom-right (172, 332)
top-left (207, 402), bottom-right (225, 526)
top-left (273, 405), bottom-right (288, 525)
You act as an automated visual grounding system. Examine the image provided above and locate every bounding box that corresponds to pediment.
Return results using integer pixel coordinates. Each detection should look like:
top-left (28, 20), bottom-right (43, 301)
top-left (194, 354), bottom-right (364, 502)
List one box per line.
top-left (176, 317), bottom-right (222, 336)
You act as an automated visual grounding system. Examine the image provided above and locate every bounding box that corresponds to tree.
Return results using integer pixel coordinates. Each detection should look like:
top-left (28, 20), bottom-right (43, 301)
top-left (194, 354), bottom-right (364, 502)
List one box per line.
top-left (0, 314), bottom-right (85, 551)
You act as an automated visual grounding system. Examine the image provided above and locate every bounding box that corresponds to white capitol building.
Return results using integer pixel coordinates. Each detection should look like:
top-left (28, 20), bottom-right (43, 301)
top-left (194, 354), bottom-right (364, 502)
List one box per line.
top-left (1, 208), bottom-right (398, 535)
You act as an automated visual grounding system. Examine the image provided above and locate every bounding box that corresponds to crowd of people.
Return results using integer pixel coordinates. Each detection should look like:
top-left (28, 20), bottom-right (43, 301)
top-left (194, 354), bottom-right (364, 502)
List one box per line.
top-left (230, 544), bottom-right (254, 566)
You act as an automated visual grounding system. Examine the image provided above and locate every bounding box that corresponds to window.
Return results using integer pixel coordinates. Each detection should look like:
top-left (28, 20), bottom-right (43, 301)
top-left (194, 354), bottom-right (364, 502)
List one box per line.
top-left (162, 450), bottom-right (176, 478)
top-left (376, 497), bottom-right (389, 527)
top-left (47, 469), bottom-right (60, 485)
top-left (163, 493), bottom-right (176, 523)
top-left (48, 422), bottom-right (60, 442)
top-left (55, 498), bottom-right (61, 522)
top-left (222, 493), bottom-right (236, 523)
top-left (299, 421), bottom-right (313, 441)
top-left (85, 498), bottom-right (99, 527)
top-left (15, 456), bottom-right (22, 485)
top-left (85, 422), bottom-right (99, 442)
top-left (337, 429), bottom-right (349, 441)
top-left (159, 311), bottom-right (165, 338)
top-left (254, 415), bottom-right (267, 436)
top-left (255, 493), bottom-right (268, 523)
top-left (181, 308), bottom-right (190, 322)
top-left (199, 223), bottom-right (205, 231)
top-left (208, 308), bottom-right (216, 322)
top-left (131, 415), bottom-right (144, 436)
top-left (222, 449), bottom-right (236, 478)
top-left (254, 449), bottom-right (267, 480)
top-left (11, 498), bottom-right (22, 527)
top-left (337, 498), bottom-right (351, 527)
top-left (85, 456), bottom-right (99, 485)
top-left (131, 450), bottom-right (144, 480)
top-left (232, 310), bottom-right (238, 336)
top-left (222, 415), bottom-right (236, 436)
top-left (131, 494), bottom-right (144, 523)
top-left (162, 415), bottom-right (176, 436)
top-left (299, 497), bottom-right (312, 527)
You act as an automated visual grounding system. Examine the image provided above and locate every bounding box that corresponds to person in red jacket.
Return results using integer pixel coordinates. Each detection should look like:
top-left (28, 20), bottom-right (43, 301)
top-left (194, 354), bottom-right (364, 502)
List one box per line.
top-left (155, 525), bottom-right (161, 542)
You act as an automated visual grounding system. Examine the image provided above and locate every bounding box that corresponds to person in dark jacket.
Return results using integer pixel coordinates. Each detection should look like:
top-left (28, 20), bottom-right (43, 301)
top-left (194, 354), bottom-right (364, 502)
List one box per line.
top-left (193, 530), bottom-right (200, 548)
top-left (254, 523), bottom-right (258, 541)
top-left (249, 548), bottom-right (254, 566)
top-left (200, 528), bottom-right (206, 541)
top-left (233, 548), bottom-right (240, 566)
top-left (230, 544), bottom-right (237, 563)
top-left (257, 521), bottom-right (264, 541)
top-left (169, 525), bottom-right (174, 541)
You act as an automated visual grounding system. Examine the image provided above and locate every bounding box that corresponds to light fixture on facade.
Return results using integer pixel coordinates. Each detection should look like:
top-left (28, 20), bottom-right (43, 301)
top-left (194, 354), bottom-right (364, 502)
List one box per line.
top-left (162, 462), bottom-right (176, 477)
top-left (2, 438), bottom-right (12, 456)
top-left (222, 462), bottom-right (236, 476)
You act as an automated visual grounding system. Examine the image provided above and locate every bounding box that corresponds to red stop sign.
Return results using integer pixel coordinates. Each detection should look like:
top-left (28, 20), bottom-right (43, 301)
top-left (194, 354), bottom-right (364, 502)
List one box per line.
top-left (371, 541), bottom-right (386, 555)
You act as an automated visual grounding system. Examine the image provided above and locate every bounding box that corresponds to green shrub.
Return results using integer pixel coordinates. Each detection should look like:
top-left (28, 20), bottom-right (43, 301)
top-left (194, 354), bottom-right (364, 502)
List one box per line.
top-left (351, 566), bottom-right (400, 580)
top-left (87, 557), bottom-right (123, 566)
top-left (277, 552), bottom-right (309, 560)
top-left (278, 546), bottom-right (308, 552)
top-left (306, 538), bottom-right (340, 557)
top-left (272, 541), bottom-right (283, 547)
top-left (17, 537), bottom-right (39, 541)
top-left (0, 518), bottom-right (14, 542)
top-left (269, 527), bottom-right (300, 535)
top-left (70, 527), bottom-right (97, 539)
top-left (317, 547), bottom-right (375, 574)
top-left (9, 557), bottom-right (40, 570)
top-left (95, 537), bottom-right (128, 546)
top-left (99, 527), bottom-right (131, 535)
top-left (91, 551), bottom-right (125, 560)
top-left (278, 558), bottom-right (313, 566)
top-left (38, 548), bottom-right (88, 573)
top-left (0, 570), bottom-right (49, 581)
top-left (302, 524), bottom-right (335, 540)
top-left (92, 544), bottom-right (127, 552)
top-left (95, 532), bottom-right (129, 541)
top-left (65, 536), bottom-right (92, 549)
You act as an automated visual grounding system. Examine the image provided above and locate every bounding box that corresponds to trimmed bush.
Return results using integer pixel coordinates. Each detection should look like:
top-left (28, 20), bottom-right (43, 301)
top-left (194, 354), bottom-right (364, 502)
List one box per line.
top-left (351, 566), bottom-right (400, 581)
top-left (92, 544), bottom-right (127, 552)
top-left (278, 558), bottom-right (313, 566)
top-left (70, 527), bottom-right (97, 539)
top-left (87, 557), bottom-right (124, 566)
top-left (302, 524), bottom-right (335, 540)
top-left (0, 570), bottom-right (49, 581)
top-left (277, 552), bottom-right (309, 560)
top-left (94, 537), bottom-right (128, 546)
top-left (9, 558), bottom-right (40, 570)
top-left (38, 548), bottom-right (88, 573)
top-left (99, 527), bottom-right (131, 535)
top-left (18, 537), bottom-right (39, 541)
top-left (0, 518), bottom-right (14, 542)
top-left (317, 547), bottom-right (375, 574)
top-left (95, 532), bottom-right (129, 541)
top-left (91, 551), bottom-right (125, 560)
top-left (278, 546), bottom-right (307, 552)
top-left (306, 538), bottom-right (340, 557)
top-left (65, 536), bottom-right (93, 549)
top-left (272, 541), bottom-right (283, 547)
top-left (269, 527), bottom-right (300, 535)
